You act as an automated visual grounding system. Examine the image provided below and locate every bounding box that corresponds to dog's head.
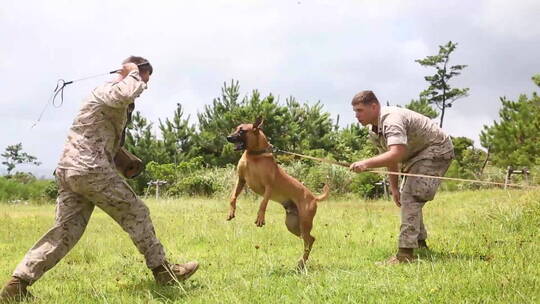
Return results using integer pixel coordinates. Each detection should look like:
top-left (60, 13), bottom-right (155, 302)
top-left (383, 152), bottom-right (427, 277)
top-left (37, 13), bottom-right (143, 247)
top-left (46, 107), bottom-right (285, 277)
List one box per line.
top-left (227, 116), bottom-right (265, 151)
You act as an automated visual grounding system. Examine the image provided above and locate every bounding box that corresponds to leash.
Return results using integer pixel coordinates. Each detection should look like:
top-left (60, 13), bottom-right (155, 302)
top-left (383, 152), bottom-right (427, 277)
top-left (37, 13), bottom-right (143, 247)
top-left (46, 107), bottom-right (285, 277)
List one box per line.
top-left (273, 147), bottom-right (534, 189)
top-left (31, 62), bottom-right (149, 128)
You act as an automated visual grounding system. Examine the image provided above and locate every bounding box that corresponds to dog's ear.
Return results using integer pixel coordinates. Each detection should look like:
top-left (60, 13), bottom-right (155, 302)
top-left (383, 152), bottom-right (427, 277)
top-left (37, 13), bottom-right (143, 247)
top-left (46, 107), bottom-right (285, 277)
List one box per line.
top-left (253, 116), bottom-right (264, 129)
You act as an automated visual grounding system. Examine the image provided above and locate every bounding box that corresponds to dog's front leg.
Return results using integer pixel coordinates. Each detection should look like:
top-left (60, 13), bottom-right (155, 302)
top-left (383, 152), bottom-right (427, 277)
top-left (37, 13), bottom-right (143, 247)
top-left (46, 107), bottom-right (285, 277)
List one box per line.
top-left (255, 186), bottom-right (272, 227)
top-left (227, 177), bottom-right (246, 220)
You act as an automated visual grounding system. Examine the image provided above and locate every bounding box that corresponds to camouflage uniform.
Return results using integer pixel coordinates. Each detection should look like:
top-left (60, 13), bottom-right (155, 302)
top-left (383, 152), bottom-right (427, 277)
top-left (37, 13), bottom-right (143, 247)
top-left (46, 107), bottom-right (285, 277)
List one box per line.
top-left (369, 106), bottom-right (454, 249)
top-left (12, 71), bottom-right (166, 284)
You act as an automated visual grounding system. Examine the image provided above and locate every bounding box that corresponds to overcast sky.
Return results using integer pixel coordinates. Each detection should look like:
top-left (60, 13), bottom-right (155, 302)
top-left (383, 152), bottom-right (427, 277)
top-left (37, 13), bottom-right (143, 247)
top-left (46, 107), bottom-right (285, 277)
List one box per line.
top-left (1, 0), bottom-right (539, 177)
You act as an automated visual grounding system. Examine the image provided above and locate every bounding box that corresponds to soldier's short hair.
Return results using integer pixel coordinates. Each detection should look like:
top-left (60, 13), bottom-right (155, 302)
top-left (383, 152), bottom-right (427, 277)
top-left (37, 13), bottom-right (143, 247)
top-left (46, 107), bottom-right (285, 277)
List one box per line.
top-left (351, 90), bottom-right (379, 106)
top-left (123, 56), bottom-right (153, 75)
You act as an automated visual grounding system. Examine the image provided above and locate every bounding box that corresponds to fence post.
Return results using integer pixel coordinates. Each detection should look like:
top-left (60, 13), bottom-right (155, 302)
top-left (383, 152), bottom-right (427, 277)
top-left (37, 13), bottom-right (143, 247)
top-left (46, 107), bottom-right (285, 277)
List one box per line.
top-left (504, 166), bottom-right (532, 189)
top-left (147, 180), bottom-right (168, 200)
top-left (504, 166), bottom-right (512, 190)
top-left (375, 178), bottom-right (390, 200)
top-left (523, 168), bottom-right (530, 185)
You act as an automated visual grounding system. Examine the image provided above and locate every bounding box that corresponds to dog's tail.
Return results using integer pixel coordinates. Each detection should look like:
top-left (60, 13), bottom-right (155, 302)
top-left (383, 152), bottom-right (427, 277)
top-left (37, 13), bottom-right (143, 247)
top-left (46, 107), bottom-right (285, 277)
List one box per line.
top-left (315, 184), bottom-right (330, 202)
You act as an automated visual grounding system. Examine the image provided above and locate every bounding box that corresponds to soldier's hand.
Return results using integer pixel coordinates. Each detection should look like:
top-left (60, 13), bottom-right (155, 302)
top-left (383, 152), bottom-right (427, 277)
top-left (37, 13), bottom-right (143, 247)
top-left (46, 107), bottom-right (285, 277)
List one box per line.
top-left (350, 160), bottom-right (369, 173)
top-left (391, 190), bottom-right (401, 207)
top-left (118, 63), bottom-right (139, 78)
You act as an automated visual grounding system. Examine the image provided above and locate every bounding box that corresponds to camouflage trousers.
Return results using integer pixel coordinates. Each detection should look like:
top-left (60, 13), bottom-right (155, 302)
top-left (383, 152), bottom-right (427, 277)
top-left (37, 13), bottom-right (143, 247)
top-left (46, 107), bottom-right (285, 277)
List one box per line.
top-left (398, 158), bottom-right (452, 249)
top-left (13, 169), bottom-right (166, 284)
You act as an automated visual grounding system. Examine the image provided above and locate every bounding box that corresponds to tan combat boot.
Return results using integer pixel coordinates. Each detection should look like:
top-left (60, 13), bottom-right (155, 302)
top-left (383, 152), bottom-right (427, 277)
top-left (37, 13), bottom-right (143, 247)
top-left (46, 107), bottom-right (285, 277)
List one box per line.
top-left (0, 277), bottom-right (32, 302)
top-left (377, 248), bottom-right (417, 265)
top-left (152, 261), bottom-right (199, 285)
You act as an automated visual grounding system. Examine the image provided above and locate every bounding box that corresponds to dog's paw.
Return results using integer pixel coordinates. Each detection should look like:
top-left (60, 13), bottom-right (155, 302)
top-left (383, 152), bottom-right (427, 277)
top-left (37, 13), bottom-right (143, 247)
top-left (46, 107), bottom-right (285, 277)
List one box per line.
top-left (296, 259), bottom-right (307, 270)
top-left (254, 216), bottom-right (265, 227)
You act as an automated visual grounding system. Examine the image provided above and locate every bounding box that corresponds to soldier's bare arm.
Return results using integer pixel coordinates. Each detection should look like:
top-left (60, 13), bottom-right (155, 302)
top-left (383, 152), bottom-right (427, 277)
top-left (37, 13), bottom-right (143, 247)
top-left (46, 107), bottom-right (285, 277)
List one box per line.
top-left (350, 144), bottom-right (407, 172)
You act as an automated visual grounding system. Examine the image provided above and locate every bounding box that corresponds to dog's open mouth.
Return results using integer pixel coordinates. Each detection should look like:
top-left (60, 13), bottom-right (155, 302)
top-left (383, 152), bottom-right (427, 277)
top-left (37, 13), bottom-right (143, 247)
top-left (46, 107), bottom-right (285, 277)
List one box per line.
top-left (234, 142), bottom-right (245, 151)
top-left (227, 135), bottom-right (246, 151)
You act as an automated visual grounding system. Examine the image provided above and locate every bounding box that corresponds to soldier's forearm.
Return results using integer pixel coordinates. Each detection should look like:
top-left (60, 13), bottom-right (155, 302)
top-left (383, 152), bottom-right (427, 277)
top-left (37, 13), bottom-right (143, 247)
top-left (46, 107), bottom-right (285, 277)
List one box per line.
top-left (364, 144), bottom-right (406, 169)
top-left (365, 151), bottom-right (400, 169)
top-left (387, 163), bottom-right (399, 193)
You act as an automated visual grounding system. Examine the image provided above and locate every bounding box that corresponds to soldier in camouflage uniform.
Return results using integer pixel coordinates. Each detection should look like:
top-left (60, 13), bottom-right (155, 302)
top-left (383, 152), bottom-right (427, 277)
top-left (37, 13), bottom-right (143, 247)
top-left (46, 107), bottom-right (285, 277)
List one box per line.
top-left (349, 90), bottom-right (454, 264)
top-left (0, 57), bottom-right (198, 302)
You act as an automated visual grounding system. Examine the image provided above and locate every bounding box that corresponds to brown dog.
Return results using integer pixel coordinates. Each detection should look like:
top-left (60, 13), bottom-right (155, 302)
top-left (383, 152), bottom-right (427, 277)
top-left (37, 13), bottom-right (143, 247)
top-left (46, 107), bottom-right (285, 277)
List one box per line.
top-left (226, 117), bottom-right (329, 268)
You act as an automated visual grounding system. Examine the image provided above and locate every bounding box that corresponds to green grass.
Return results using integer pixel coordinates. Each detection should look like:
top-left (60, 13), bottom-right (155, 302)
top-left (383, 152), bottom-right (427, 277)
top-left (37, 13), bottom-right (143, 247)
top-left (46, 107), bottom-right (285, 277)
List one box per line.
top-left (1, 189), bottom-right (539, 303)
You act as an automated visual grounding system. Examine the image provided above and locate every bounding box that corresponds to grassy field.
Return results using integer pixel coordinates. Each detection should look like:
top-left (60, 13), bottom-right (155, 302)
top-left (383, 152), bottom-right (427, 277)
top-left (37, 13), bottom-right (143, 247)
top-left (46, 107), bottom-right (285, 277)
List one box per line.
top-left (0, 189), bottom-right (539, 303)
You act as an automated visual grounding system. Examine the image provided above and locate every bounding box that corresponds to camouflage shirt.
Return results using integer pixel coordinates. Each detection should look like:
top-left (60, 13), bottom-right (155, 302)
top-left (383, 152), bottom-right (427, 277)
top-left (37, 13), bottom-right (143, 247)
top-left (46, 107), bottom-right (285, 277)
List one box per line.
top-left (369, 106), bottom-right (454, 171)
top-left (57, 70), bottom-right (147, 173)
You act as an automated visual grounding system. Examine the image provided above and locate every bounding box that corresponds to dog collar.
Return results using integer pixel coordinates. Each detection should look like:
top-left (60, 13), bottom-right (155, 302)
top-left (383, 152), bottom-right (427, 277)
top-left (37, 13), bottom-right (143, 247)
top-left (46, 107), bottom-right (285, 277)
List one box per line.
top-left (247, 146), bottom-right (274, 155)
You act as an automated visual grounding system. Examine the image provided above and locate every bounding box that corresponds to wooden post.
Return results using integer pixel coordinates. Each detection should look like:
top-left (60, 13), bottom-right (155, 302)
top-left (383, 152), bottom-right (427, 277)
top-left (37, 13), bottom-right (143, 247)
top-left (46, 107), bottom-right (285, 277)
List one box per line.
top-left (504, 166), bottom-right (531, 189)
top-left (147, 180), bottom-right (167, 200)
top-left (376, 178), bottom-right (390, 200)
top-left (504, 166), bottom-right (512, 190)
top-left (383, 178), bottom-right (389, 200)
top-left (523, 168), bottom-right (530, 185)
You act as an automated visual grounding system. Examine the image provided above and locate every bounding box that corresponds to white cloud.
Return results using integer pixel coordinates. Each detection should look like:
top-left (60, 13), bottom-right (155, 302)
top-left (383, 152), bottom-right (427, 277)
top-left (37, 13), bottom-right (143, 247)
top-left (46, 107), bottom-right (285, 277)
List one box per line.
top-left (478, 0), bottom-right (540, 39)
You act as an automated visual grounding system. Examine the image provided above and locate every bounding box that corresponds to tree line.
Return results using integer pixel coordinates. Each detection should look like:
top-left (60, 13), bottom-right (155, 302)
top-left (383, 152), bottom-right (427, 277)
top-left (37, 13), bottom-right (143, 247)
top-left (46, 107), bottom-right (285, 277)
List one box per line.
top-left (2, 41), bottom-right (539, 197)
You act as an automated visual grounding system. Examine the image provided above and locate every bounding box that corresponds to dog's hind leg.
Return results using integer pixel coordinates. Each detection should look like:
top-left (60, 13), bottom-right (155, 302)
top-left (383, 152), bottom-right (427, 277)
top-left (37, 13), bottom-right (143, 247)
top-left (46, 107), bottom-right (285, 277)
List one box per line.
top-left (283, 200), bottom-right (300, 237)
top-left (297, 202), bottom-right (317, 269)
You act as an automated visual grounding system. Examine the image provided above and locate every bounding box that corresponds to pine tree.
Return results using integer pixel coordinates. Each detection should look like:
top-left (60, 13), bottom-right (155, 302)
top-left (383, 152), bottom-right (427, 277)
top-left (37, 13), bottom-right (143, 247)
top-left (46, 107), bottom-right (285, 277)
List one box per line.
top-left (416, 41), bottom-right (469, 127)
top-left (480, 76), bottom-right (540, 167)
top-left (158, 103), bottom-right (195, 164)
top-left (1, 143), bottom-right (41, 175)
top-left (405, 97), bottom-right (438, 119)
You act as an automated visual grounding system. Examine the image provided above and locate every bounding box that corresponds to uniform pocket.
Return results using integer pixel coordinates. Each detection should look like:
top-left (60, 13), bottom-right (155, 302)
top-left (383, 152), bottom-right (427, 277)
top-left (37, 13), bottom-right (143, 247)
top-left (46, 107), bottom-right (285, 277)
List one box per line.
top-left (409, 176), bottom-right (441, 201)
top-left (401, 159), bottom-right (451, 202)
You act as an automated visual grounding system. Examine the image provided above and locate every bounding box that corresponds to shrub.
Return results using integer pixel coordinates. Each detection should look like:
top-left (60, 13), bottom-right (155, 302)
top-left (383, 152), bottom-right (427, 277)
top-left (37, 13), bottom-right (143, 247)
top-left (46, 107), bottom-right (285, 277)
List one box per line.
top-left (167, 170), bottom-right (223, 197)
top-left (348, 172), bottom-right (383, 199)
top-left (44, 180), bottom-right (59, 200)
top-left (0, 176), bottom-right (53, 203)
top-left (10, 172), bottom-right (37, 184)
